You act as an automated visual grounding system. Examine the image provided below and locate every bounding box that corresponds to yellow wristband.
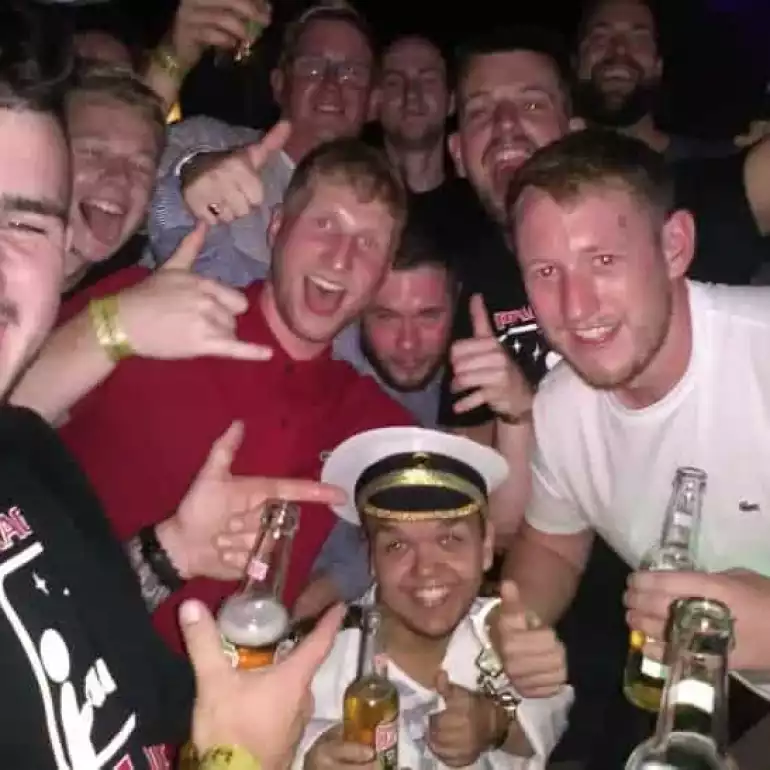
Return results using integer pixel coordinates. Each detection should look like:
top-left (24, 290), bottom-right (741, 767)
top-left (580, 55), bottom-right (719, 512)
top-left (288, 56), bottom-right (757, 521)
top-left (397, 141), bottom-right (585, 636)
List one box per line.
top-left (88, 295), bottom-right (134, 363)
top-left (178, 742), bottom-right (261, 770)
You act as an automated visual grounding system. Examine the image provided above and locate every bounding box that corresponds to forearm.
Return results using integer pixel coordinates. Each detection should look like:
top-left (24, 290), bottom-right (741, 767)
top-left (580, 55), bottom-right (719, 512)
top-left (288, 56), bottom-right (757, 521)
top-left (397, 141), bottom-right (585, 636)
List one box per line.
top-left (490, 417), bottom-right (534, 547)
top-left (501, 537), bottom-right (583, 625)
top-left (143, 58), bottom-right (183, 113)
top-left (10, 306), bottom-right (115, 424)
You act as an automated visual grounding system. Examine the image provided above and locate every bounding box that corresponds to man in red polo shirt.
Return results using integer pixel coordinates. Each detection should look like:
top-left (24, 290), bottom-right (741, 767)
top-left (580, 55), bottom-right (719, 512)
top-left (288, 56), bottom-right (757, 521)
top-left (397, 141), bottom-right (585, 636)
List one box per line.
top-left (60, 138), bottom-right (415, 653)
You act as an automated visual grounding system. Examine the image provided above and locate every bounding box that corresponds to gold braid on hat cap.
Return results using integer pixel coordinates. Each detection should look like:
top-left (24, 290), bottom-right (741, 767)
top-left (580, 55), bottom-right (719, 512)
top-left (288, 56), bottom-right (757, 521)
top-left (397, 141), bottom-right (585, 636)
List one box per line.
top-left (355, 452), bottom-right (487, 521)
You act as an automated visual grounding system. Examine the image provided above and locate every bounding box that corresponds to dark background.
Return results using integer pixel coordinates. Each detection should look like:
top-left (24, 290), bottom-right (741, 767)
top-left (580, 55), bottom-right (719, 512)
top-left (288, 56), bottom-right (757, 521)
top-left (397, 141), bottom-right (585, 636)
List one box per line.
top-left (89, 0), bottom-right (770, 136)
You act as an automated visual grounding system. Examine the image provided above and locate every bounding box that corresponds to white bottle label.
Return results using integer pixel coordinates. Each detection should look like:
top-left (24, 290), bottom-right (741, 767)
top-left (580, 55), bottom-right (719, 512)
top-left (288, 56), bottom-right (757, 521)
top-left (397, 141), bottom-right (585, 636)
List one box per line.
top-left (641, 656), bottom-right (667, 680)
top-left (246, 558), bottom-right (268, 581)
top-left (670, 679), bottom-right (715, 712)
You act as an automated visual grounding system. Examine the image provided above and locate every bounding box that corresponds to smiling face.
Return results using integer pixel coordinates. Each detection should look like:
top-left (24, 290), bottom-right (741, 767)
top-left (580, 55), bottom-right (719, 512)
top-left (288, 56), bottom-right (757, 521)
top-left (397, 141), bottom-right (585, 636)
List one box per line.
top-left (0, 107), bottom-right (70, 400)
top-left (65, 93), bottom-right (159, 280)
top-left (575, 0), bottom-right (662, 127)
top-left (265, 178), bottom-right (401, 359)
top-left (513, 182), bottom-right (692, 395)
top-left (450, 50), bottom-right (571, 225)
top-left (371, 515), bottom-right (493, 640)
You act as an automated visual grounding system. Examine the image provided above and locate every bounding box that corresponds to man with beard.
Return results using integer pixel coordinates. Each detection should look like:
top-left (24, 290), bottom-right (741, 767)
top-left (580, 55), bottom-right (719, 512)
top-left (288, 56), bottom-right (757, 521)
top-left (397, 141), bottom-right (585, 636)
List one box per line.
top-left (58, 139), bottom-right (417, 654)
top-left (376, 34), bottom-right (476, 269)
top-left (333, 223), bottom-right (457, 428)
top-left (573, 0), bottom-right (735, 161)
top-left (296, 427), bottom-right (572, 770)
top-left (504, 128), bottom-right (770, 749)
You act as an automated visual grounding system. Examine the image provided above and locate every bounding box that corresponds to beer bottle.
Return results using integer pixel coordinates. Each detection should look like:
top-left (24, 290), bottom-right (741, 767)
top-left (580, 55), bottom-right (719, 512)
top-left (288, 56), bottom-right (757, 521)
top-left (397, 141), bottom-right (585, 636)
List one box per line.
top-left (625, 596), bottom-right (736, 770)
top-left (218, 499), bottom-right (298, 669)
top-left (343, 608), bottom-right (399, 768)
top-left (624, 467), bottom-right (706, 712)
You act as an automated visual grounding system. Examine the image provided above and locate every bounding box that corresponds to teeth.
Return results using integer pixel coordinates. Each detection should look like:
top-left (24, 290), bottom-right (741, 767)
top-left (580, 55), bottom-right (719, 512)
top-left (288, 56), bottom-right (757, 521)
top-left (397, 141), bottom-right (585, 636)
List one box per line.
top-left (573, 326), bottom-right (613, 341)
top-left (309, 275), bottom-right (344, 293)
top-left (88, 200), bottom-right (124, 216)
top-left (413, 587), bottom-right (450, 607)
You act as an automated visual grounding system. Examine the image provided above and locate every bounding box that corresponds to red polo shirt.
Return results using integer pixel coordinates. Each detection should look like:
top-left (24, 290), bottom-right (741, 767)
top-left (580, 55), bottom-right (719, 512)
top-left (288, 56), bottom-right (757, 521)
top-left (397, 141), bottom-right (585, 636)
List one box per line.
top-left (60, 268), bottom-right (414, 653)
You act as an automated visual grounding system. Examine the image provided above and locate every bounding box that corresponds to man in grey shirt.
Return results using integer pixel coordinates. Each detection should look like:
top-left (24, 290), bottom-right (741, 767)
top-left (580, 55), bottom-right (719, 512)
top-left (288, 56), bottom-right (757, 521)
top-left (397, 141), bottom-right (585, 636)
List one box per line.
top-left (148, 3), bottom-right (379, 287)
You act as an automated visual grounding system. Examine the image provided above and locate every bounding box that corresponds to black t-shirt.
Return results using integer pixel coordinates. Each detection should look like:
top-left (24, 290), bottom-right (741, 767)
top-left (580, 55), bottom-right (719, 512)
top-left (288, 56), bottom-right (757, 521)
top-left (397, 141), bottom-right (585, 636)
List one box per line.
top-left (437, 212), bottom-right (556, 428)
top-left (0, 406), bottom-right (192, 769)
top-left (673, 148), bottom-right (770, 285)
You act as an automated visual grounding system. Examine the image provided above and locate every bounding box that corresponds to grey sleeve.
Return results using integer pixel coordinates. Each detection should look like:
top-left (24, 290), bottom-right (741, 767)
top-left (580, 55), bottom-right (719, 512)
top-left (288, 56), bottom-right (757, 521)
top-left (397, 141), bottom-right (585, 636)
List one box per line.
top-left (311, 519), bottom-right (372, 602)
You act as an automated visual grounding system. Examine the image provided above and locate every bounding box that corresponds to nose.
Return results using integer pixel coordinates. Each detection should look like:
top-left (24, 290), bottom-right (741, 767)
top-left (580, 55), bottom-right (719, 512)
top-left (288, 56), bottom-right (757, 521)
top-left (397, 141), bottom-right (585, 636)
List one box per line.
top-left (395, 319), bottom-right (418, 352)
top-left (413, 544), bottom-right (439, 578)
top-left (561, 270), bottom-right (600, 327)
top-left (492, 100), bottom-right (525, 136)
top-left (404, 79), bottom-right (423, 109)
top-left (100, 154), bottom-right (132, 181)
top-left (327, 235), bottom-right (356, 273)
top-left (607, 33), bottom-right (630, 57)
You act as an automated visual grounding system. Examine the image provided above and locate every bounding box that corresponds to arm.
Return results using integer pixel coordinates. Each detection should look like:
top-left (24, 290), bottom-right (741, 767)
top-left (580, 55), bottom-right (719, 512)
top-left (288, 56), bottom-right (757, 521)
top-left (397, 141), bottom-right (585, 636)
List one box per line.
top-left (744, 134), bottom-right (770, 235)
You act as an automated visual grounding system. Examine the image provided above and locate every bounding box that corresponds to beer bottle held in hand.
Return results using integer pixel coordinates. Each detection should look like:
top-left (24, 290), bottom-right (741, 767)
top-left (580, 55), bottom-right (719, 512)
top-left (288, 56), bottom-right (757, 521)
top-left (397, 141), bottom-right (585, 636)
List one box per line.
top-left (624, 467), bottom-right (706, 712)
top-left (625, 597), bottom-right (736, 769)
top-left (343, 608), bottom-right (399, 768)
top-left (217, 499), bottom-right (298, 669)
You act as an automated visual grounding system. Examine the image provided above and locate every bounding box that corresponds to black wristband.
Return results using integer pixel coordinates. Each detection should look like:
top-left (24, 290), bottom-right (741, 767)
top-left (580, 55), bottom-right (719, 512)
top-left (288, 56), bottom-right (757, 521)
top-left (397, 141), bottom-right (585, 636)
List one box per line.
top-left (138, 524), bottom-right (186, 592)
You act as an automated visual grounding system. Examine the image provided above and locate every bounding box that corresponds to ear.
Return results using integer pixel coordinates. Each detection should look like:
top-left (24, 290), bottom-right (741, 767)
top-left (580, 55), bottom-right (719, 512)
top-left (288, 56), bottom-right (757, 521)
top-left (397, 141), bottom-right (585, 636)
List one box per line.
top-left (447, 131), bottom-right (465, 178)
top-left (270, 68), bottom-right (285, 106)
top-left (661, 209), bottom-right (696, 279)
top-left (481, 519), bottom-right (495, 573)
top-left (367, 85), bottom-right (382, 123)
top-left (267, 204), bottom-right (283, 247)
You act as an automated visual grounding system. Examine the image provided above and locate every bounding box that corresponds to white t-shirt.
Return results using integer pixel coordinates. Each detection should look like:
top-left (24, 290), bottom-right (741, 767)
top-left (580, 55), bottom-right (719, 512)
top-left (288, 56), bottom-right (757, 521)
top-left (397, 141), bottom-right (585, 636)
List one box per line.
top-left (527, 280), bottom-right (770, 577)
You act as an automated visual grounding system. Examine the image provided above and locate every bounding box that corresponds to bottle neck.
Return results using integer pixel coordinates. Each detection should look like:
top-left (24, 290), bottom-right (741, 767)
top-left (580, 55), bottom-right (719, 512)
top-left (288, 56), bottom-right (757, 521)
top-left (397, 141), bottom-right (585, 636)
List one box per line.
top-left (659, 473), bottom-right (705, 552)
top-left (358, 610), bottom-right (386, 679)
top-left (241, 517), bottom-right (295, 599)
top-left (653, 633), bottom-right (730, 755)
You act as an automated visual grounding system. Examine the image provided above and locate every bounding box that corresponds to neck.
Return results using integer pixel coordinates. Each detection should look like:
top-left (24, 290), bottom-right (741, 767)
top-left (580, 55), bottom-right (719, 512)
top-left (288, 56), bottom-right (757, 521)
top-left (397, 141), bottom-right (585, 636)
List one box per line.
top-left (384, 139), bottom-right (446, 193)
top-left (618, 114), bottom-right (670, 154)
top-left (379, 604), bottom-right (450, 682)
top-left (615, 280), bottom-right (693, 409)
top-left (259, 283), bottom-right (327, 361)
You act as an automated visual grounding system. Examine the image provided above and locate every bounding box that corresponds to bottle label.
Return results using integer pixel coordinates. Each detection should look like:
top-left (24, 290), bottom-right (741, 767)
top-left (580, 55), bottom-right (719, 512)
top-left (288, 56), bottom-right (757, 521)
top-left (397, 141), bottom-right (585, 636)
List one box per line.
top-left (375, 718), bottom-right (398, 768)
top-left (274, 636), bottom-right (296, 663)
top-left (246, 558), bottom-right (268, 581)
top-left (640, 655), bottom-right (667, 680)
top-left (670, 679), bottom-right (715, 713)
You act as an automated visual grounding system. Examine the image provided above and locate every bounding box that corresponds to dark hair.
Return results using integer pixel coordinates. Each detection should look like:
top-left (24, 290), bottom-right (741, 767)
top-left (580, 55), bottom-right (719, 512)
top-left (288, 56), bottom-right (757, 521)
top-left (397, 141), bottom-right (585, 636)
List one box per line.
top-left (507, 128), bottom-right (675, 222)
top-left (454, 25), bottom-right (571, 102)
top-left (0, 0), bottom-right (73, 119)
top-left (575, 0), bottom-right (661, 52)
top-left (391, 221), bottom-right (458, 294)
top-left (283, 137), bottom-right (408, 235)
top-left (382, 33), bottom-right (454, 92)
top-left (278, 2), bottom-right (377, 70)
top-left (69, 3), bottom-right (142, 67)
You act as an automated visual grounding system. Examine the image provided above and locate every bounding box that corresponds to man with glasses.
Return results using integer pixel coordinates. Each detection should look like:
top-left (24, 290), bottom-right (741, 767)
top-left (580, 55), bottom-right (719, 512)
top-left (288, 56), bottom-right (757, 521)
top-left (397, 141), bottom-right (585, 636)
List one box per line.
top-left (147, 2), bottom-right (379, 287)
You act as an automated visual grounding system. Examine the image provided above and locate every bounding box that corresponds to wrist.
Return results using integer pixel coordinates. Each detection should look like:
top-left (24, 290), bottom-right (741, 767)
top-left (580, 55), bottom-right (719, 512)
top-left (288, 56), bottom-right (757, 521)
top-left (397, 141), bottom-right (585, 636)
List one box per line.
top-left (180, 742), bottom-right (261, 770)
top-left (153, 517), bottom-right (193, 581)
top-left (485, 697), bottom-right (512, 750)
top-left (88, 295), bottom-right (135, 363)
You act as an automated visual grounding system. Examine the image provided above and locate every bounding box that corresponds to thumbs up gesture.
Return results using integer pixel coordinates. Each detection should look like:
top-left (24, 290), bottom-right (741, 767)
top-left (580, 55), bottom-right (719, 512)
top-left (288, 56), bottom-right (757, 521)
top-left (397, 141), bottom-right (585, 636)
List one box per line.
top-left (450, 294), bottom-right (532, 422)
top-left (115, 222), bottom-right (273, 361)
top-left (427, 670), bottom-right (497, 767)
top-left (182, 120), bottom-right (292, 224)
top-left (489, 581), bottom-right (567, 699)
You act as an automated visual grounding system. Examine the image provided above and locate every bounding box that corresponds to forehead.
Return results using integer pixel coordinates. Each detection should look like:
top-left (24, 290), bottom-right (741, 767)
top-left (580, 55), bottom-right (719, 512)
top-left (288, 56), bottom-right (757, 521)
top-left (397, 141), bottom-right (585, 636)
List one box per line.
top-left (295, 18), bottom-right (372, 61)
top-left (460, 50), bottom-right (563, 99)
top-left (67, 95), bottom-right (159, 147)
top-left (73, 31), bottom-right (133, 68)
top-left (374, 265), bottom-right (450, 306)
top-left (383, 37), bottom-right (444, 73)
top-left (372, 515), bottom-right (479, 539)
top-left (515, 185), bottom-right (656, 252)
top-left (584, 0), bottom-right (656, 32)
top-left (0, 109), bottom-right (69, 211)
top-left (302, 179), bottom-right (395, 226)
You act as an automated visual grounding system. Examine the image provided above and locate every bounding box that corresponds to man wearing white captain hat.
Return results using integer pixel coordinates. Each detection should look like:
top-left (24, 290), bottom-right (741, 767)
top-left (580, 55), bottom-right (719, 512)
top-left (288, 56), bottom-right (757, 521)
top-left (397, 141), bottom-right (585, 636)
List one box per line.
top-left (293, 427), bottom-right (573, 770)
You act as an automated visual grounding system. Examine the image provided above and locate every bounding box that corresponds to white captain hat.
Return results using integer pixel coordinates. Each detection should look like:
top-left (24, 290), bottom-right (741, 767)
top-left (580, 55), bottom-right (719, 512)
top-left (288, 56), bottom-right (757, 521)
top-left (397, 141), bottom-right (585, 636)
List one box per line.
top-left (321, 426), bottom-right (509, 526)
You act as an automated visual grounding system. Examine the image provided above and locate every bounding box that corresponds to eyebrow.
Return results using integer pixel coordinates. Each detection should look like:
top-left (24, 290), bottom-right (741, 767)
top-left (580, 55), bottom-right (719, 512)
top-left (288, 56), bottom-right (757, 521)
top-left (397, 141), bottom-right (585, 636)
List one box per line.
top-left (0, 194), bottom-right (67, 224)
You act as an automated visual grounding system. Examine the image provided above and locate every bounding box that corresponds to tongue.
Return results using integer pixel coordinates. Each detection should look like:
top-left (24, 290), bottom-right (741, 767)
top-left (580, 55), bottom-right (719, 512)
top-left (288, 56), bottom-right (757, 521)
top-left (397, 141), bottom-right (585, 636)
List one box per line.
top-left (304, 278), bottom-right (344, 317)
top-left (80, 202), bottom-right (124, 246)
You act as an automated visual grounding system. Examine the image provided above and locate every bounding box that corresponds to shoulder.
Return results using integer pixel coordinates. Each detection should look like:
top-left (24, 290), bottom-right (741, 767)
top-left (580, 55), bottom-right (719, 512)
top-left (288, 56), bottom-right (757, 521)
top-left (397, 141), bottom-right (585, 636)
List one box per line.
top-left (692, 280), bottom-right (770, 332)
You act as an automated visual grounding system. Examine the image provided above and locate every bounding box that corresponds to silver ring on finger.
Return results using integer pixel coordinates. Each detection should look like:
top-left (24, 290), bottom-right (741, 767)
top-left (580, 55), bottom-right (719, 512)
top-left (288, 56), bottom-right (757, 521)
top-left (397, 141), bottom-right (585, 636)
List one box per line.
top-left (207, 202), bottom-right (222, 218)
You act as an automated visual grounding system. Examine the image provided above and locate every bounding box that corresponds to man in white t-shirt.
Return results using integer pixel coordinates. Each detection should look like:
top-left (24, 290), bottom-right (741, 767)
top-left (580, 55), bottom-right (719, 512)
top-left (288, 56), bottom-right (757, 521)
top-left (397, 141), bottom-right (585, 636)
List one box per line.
top-left (501, 127), bottom-right (770, 683)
